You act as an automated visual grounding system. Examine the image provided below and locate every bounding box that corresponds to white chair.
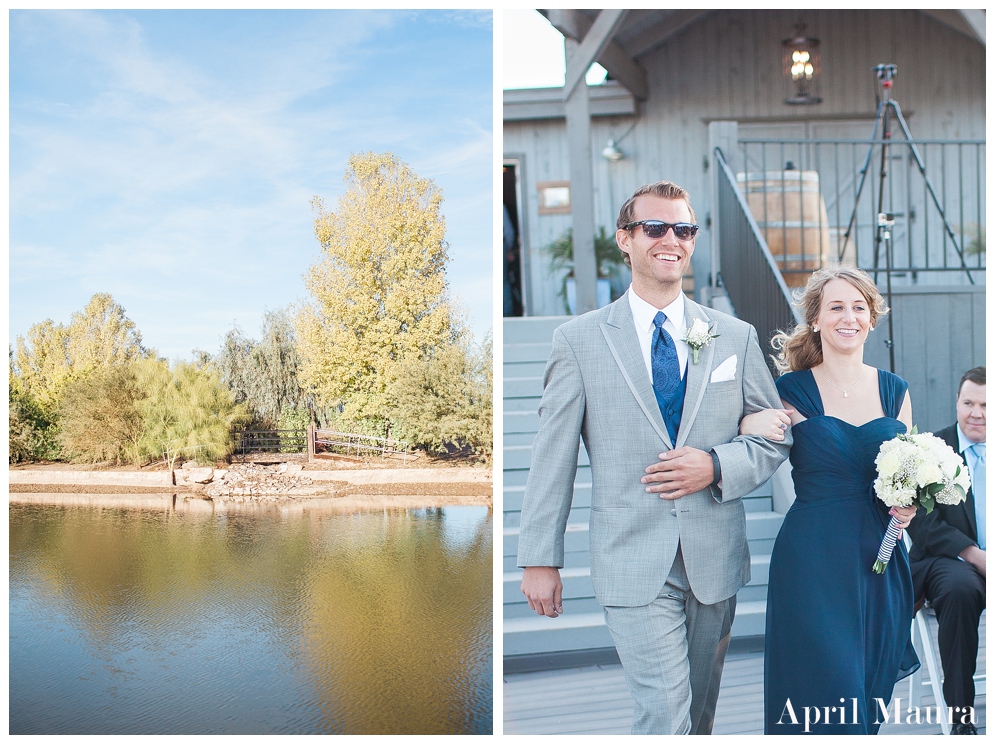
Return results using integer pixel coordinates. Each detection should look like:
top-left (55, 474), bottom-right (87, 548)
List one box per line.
top-left (906, 597), bottom-right (951, 734)
top-left (903, 533), bottom-right (986, 735)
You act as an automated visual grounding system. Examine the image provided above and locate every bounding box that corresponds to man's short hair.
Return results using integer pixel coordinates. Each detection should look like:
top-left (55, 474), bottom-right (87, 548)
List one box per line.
top-left (615, 181), bottom-right (697, 230)
top-left (957, 366), bottom-right (986, 396)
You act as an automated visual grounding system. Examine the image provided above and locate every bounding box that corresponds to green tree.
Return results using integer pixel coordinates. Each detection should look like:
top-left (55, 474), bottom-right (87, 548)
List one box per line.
top-left (57, 365), bottom-right (146, 465)
top-left (214, 309), bottom-right (310, 427)
top-left (52, 358), bottom-right (248, 468)
top-left (10, 293), bottom-right (150, 461)
top-left (10, 319), bottom-right (70, 423)
top-left (64, 292), bottom-right (149, 370)
top-left (136, 359), bottom-right (249, 468)
top-left (12, 293), bottom-right (149, 409)
top-left (9, 373), bottom-right (59, 462)
top-left (387, 326), bottom-right (492, 459)
top-left (295, 152), bottom-right (454, 433)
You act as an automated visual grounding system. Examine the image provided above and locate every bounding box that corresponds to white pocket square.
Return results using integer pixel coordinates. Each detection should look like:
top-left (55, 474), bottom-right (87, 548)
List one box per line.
top-left (709, 355), bottom-right (737, 383)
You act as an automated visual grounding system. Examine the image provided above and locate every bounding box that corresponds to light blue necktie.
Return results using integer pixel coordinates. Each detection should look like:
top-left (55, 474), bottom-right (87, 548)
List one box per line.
top-left (969, 443), bottom-right (985, 550)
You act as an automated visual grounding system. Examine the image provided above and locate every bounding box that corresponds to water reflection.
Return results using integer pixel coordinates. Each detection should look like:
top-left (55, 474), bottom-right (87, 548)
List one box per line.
top-left (9, 502), bottom-right (492, 734)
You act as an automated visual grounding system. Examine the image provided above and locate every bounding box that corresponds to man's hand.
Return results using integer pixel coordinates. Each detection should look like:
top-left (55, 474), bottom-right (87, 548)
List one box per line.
top-left (959, 545), bottom-right (987, 578)
top-left (642, 446), bottom-right (716, 500)
top-left (520, 566), bottom-right (564, 617)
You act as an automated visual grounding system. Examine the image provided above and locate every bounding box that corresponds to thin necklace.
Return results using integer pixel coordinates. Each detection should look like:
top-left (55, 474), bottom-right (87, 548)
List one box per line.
top-left (821, 367), bottom-right (866, 398)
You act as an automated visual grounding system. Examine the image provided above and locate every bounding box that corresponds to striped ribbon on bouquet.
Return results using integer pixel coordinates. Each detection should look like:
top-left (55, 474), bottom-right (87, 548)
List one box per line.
top-left (872, 516), bottom-right (903, 574)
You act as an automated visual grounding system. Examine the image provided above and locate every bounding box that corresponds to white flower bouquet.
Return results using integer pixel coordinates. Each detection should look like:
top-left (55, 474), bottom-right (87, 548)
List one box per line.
top-left (871, 428), bottom-right (970, 573)
top-left (683, 318), bottom-right (719, 364)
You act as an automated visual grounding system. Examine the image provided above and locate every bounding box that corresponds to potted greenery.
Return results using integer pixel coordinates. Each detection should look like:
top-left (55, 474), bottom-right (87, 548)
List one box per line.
top-left (544, 226), bottom-right (625, 314)
top-left (962, 223), bottom-right (985, 257)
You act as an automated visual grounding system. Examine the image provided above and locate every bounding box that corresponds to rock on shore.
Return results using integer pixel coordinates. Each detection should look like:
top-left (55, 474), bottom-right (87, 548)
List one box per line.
top-left (200, 463), bottom-right (317, 500)
top-left (10, 460), bottom-right (493, 508)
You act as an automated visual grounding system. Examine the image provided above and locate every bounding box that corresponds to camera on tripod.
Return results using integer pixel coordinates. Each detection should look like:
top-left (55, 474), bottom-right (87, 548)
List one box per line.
top-left (874, 64), bottom-right (897, 83)
top-left (843, 61), bottom-right (975, 370)
top-left (877, 212), bottom-right (896, 239)
top-left (877, 212), bottom-right (895, 229)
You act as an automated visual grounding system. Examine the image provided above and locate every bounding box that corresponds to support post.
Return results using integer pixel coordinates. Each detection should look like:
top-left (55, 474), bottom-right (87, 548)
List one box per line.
top-left (556, 10), bottom-right (631, 316)
top-left (565, 37), bottom-right (598, 315)
top-left (307, 423), bottom-right (315, 463)
top-left (707, 121), bottom-right (740, 293)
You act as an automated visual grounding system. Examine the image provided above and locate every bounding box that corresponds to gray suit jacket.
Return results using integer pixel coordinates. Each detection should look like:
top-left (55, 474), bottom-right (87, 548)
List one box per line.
top-left (517, 291), bottom-right (791, 607)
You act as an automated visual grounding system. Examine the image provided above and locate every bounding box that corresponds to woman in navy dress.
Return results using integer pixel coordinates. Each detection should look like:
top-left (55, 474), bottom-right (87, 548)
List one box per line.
top-left (740, 267), bottom-right (919, 735)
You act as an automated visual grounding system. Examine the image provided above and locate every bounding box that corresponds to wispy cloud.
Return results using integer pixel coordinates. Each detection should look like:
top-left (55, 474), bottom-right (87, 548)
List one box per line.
top-left (10, 10), bottom-right (493, 359)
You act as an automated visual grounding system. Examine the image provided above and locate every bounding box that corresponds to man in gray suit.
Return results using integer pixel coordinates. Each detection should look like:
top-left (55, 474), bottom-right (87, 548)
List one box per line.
top-left (518, 181), bottom-right (790, 734)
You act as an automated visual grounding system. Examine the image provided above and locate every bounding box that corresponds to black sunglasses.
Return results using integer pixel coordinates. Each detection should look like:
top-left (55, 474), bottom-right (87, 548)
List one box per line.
top-left (623, 220), bottom-right (699, 241)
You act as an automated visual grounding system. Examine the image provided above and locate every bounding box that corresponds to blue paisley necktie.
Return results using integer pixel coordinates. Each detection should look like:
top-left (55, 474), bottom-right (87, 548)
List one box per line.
top-left (652, 311), bottom-right (680, 424)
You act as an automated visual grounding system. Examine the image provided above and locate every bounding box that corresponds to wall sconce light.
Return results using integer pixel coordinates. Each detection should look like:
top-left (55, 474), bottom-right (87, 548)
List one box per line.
top-left (602, 139), bottom-right (624, 162)
top-left (601, 119), bottom-right (638, 163)
top-left (782, 24), bottom-right (822, 105)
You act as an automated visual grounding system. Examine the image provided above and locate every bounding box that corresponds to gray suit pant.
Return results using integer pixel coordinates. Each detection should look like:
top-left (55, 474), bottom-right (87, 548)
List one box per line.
top-left (603, 546), bottom-right (736, 735)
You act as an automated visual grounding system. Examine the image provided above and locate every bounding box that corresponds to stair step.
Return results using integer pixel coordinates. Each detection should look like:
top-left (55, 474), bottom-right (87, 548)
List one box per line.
top-left (504, 376), bottom-right (544, 398)
top-left (504, 612), bottom-right (615, 656)
top-left (504, 596), bottom-right (603, 620)
top-left (504, 342), bottom-right (553, 363)
top-left (502, 601), bottom-right (769, 656)
top-left (504, 316), bottom-right (571, 343)
top-left (504, 360), bottom-right (547, 378)
top-left (504, 396), bottom-right (545, 413)
top-left (731, 600), bottom-right (767, 636)
top-left (503, 410), bottom-right (540, 435)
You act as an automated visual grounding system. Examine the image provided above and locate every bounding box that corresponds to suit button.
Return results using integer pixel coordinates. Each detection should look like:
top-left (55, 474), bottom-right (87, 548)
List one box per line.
top-left (670, 508), bottom-right (677, 516)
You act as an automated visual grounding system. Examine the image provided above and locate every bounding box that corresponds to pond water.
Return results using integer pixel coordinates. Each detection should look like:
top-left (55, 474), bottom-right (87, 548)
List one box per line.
top-left (9, 500), bottom-right (492, 735)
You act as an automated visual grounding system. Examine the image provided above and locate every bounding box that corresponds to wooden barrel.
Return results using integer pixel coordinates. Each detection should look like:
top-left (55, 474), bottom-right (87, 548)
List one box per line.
top-left (737, 170), bottom-right (835, 287)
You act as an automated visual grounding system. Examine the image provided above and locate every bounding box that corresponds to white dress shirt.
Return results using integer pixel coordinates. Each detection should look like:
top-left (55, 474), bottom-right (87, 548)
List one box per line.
top-left (628, 286), bottom-right (689, 382)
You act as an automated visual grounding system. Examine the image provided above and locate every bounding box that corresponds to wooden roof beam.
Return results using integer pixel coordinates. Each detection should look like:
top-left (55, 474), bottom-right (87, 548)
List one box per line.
top-left (559, 10), bottom-right (629, 98)
top-left (545, 9), bottom-right (649, 101)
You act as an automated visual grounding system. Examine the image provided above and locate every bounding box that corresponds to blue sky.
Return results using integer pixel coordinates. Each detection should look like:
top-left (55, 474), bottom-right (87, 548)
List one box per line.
top-left (10, 10), bottom-right (493, 361)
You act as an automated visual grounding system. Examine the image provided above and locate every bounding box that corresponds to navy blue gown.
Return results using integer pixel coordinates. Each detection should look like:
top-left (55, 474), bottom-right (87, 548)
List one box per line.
top-left (764, 369), bottom-right (919, 735)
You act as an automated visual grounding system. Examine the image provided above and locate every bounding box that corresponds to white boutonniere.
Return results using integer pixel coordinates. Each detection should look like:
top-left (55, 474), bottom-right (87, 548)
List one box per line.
top-left (683, 318), bottom-right (720, 364)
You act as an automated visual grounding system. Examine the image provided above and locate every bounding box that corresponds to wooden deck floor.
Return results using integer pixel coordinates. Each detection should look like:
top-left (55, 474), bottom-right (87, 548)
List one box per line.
top-left (504, 612), bottom-right (985, 735)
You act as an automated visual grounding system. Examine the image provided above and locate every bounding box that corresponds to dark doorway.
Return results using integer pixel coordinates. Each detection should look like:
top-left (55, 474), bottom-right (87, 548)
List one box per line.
top-left (503, 164), bottom-right (524, 317)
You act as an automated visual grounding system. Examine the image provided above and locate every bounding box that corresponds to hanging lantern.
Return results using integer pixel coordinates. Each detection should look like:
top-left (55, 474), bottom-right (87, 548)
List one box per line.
top-left (783, 24), bottom-right (822, 105)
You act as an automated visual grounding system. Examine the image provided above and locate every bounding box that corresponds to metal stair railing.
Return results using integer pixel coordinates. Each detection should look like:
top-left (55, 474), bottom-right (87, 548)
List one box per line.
top-left (714, 146), bottom-right (803, 373)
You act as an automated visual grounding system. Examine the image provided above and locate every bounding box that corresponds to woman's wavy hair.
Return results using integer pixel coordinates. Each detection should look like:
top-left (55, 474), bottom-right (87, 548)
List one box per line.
top-left (771, 266), bottom-right (889, 373)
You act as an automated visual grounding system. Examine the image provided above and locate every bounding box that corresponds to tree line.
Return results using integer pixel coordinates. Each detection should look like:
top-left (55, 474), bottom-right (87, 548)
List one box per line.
top-left (9, 152), bottom-right (492, 466)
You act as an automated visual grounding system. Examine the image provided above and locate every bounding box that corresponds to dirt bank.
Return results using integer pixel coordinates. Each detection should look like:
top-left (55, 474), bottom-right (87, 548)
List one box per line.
top-left (8, 458), bottom-right (492, 509)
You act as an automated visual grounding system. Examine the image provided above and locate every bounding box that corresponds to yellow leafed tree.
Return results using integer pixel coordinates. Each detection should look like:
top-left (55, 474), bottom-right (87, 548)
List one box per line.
top-left (12, 293), bottom-right (150, 421)
top-left (295, 152), bottom-right (454, 432)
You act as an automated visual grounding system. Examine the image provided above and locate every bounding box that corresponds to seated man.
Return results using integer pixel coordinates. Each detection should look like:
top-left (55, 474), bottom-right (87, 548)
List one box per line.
top-left (908, 366), bottom-right (986, 735)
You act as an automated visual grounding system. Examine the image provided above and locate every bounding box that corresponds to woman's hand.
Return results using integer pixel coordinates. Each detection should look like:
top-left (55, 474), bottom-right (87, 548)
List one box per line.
top-left (739, 408), bottom-right (794, 441)
top-left (889, 505), bottom-right (916, 530)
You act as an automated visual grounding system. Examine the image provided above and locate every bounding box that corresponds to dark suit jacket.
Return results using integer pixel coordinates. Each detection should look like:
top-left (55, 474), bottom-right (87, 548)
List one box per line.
top-left (907, 424), bottom-right (981, 591)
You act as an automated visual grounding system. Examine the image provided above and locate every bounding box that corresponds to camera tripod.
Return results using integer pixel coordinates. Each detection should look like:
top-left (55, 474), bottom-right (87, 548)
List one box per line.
top-left (840, 64), bottom-right (976, 371)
